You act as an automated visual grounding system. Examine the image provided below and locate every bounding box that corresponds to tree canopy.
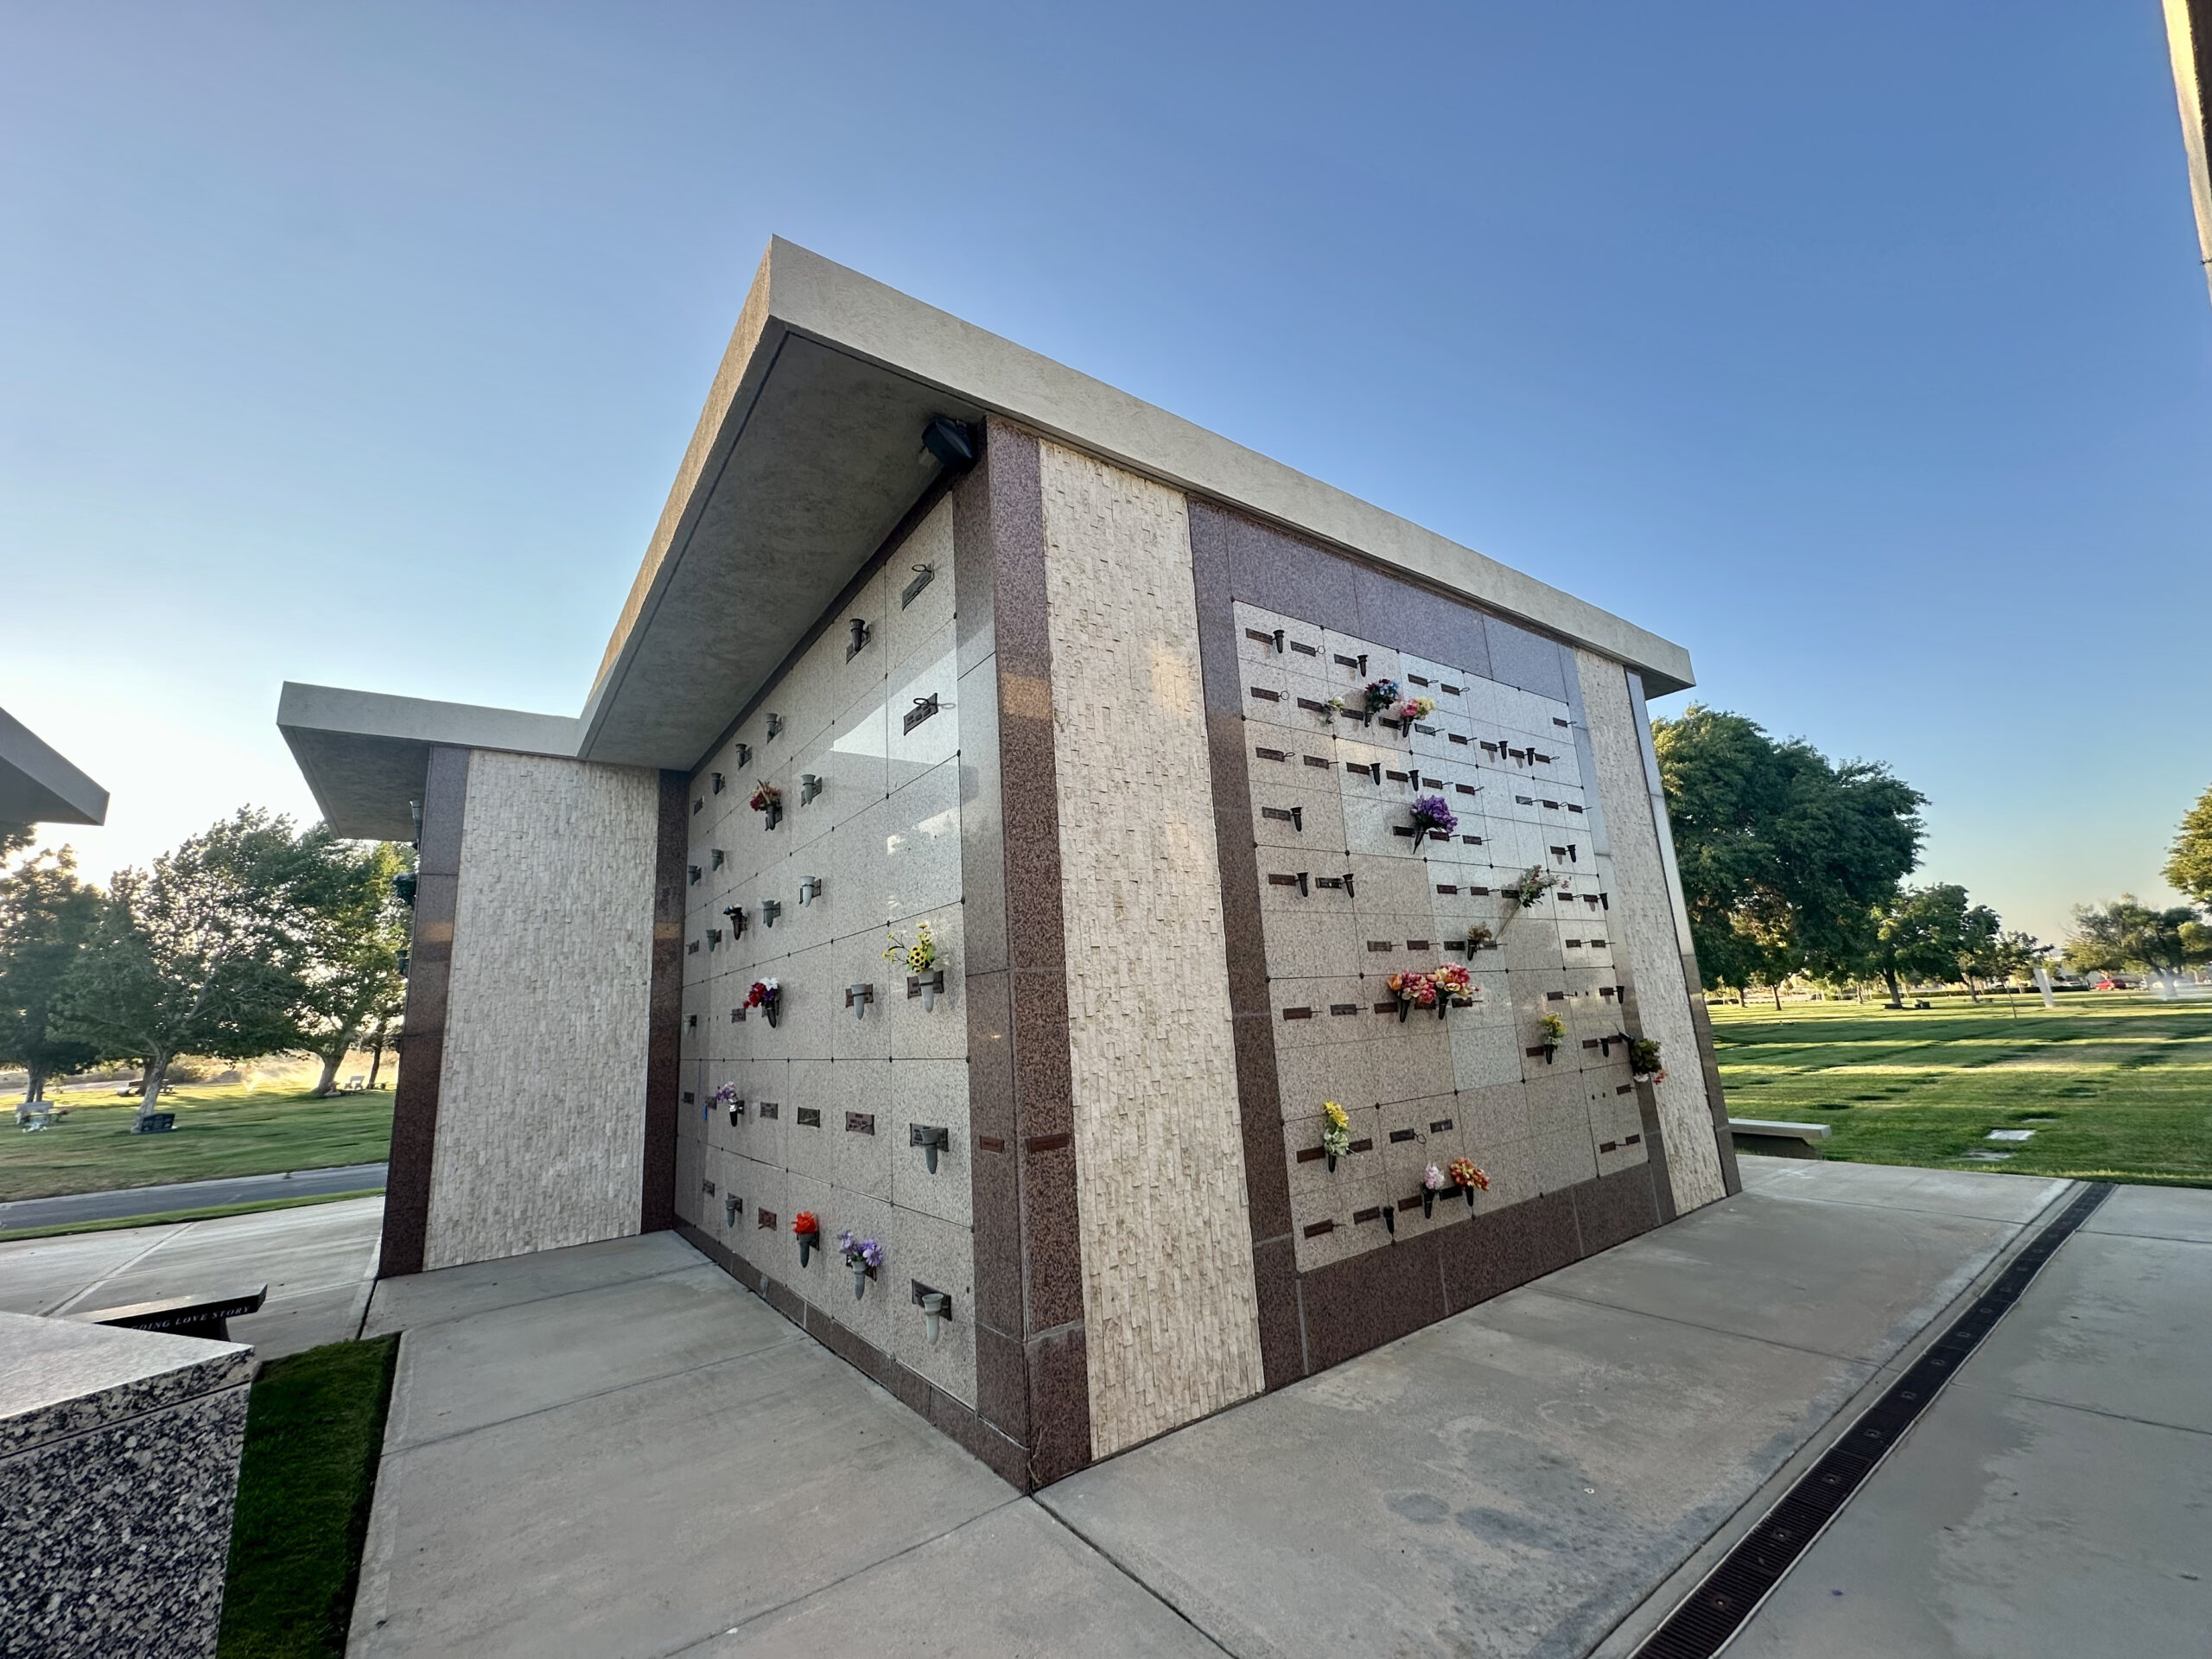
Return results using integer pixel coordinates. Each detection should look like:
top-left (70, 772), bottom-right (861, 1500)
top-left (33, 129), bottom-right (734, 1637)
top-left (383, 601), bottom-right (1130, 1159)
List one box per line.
top-left (2065, 897), bottom-right (2212, 976)
top-left (1653, 706), bottom-right (1926, 989)
top-left (2166, 783), bottom-right (2212, 911)
top-left (0, 846), bottom-right (103, 1099)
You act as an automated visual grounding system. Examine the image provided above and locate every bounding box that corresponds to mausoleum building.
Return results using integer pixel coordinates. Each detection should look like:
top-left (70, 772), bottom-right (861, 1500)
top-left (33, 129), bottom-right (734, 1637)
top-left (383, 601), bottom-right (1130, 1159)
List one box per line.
top-left (279, 240), bottom-right (1738, 1489)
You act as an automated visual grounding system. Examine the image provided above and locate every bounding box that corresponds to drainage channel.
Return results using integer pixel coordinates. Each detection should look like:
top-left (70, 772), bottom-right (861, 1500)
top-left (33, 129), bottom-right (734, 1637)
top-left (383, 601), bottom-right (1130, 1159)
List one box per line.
top-left (1632, 1179), bottom-right (2115, 1659)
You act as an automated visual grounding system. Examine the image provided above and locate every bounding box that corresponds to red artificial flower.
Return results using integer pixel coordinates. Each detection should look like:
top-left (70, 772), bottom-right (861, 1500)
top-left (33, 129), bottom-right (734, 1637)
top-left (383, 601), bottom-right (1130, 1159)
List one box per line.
top-left (791, 1211), bottom-right (819, 1236)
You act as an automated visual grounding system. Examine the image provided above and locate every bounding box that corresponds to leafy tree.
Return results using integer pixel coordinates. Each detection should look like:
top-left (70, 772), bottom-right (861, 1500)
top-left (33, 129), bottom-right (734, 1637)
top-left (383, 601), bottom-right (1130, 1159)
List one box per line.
top-left (1, 824), bottom-right (30, 860)
top-left (292, 834), bottom-right (412, 1096)
top-left (1867, 884), bottom-right (1998, 1004)
top-left (2065, 897), bottom-right (2208, 976)
top-left (2167, 784), bottom-right (2212, 911)
top-left (1653, 707), bottom-right (1926, 992)
top-left (0, 846), bottom-right (104, 1103)
top-left (55, 810), bottom-right (332, 1122)
top-left (1968, 928), bottom-right (2050, 990)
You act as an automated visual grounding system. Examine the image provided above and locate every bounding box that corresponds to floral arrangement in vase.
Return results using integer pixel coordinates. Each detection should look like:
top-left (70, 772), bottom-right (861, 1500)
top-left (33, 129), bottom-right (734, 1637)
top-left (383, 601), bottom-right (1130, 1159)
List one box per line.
top-left (1396, 695), bottom-right (1437, 725)
top-left (1627, 1037), bottom-right (1666, 1084)
top-left (1388, 969), bottom-right (1440, 1020)
top-left (1331, 678), bottom-right (1402, 722)
top-left (749, 780), bottom-right (781, 814)
top-left (1409, 793), bottom-right (1458, 839)
top-left (711, 1080), bottom-right (741, 1125)
top-left (1320, 1100), bottom-right (1351, 1170)
top-left (1390, 962), bottom-right (1471, 1021)
top-left (745, 977), bottom-right (781, 1027)
top-left (1447, 1157), bottom-right (1489, 1207)
top-left (1464, 923), bottom-right (1496, 952)
top-left (837, 1230), bottom-right (882, 1299)
top-left (884, 922), bottom-right (946, 1008)
top-left (1539, 1012), bottom-right (1566, 1060)
top-left (1421, 1162), bottom-right (1446, 1217)
top-left (1510, 866), bottom-right (1564, 911)
top-left (792, 1210), bottom-right (820, 1266)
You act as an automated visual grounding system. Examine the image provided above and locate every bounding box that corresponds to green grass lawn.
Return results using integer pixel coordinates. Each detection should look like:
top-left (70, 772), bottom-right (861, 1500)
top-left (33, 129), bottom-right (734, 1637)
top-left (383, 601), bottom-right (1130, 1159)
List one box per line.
top-left (219, 1336), bottom-right (399, 1659)
top-left (1709, 992), bottom-right (2212, 1186)
top-left (0, 1083), bottom-right (395, 1202)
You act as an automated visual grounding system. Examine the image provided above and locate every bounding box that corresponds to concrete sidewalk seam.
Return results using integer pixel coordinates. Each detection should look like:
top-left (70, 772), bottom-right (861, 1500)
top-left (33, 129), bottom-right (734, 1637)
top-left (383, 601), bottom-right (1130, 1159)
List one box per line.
top-left (370, 1255), bottom-right (715, 1336)
top-left (654, 1495), bottom-right (1038, 1658)
top-left (1943, 1379), bottom-right (2212, 1440)
top-left (1745, 1186), bottom-right (2068, 1226)
top-left (1030, 1502), bottom-right (1243, 1658)
top-left (1510, 1281), bottom-right (1963, 1370)
top-left (385, 1325), bottom-right (806, 1455)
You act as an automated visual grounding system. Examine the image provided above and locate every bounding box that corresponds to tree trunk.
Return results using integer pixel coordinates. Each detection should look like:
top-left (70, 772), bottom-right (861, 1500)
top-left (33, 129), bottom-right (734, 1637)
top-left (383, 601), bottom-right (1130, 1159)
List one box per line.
top-left (135, 1052), bottom-right (169, 1123)
top-left (1964, 975), bottom-right (1980, 1003)
top-left (24, 1062), bottom-right (45, 1104)
top-left (366, 1020), bottom-right (391, 1089)
top-left (1881, 964), bottom-right (1904, 1007)
top-left (314, 1046), bottom-right (346, 1097)
top-left (1772, 982), bottom-right (1783, 1012)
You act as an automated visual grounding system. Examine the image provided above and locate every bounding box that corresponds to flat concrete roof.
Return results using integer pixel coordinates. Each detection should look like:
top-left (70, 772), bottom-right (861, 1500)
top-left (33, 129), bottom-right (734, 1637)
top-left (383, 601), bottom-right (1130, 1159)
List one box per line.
top-left (283, 239), bottom-right (1697, 832)
top-left (277, 683), bottom-right (578, 842)
top-left (0, 706), bottom-right (108, 828)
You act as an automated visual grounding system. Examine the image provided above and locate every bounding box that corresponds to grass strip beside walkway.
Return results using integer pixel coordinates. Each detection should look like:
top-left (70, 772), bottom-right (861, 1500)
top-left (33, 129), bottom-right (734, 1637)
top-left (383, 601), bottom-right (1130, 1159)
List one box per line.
top-left (1710, 993), bottom-right (2212, 1186)
top-left (0, 1084), bottom-right (395, 1202)
top-left (219, 1336), bottom-right (400, 1659)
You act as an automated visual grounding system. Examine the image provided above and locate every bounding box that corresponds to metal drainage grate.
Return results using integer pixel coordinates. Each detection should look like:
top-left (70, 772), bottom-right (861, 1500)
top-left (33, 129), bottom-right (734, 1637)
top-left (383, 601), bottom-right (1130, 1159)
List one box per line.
top-left (1633, 1180), bottom-right (2114, 1659)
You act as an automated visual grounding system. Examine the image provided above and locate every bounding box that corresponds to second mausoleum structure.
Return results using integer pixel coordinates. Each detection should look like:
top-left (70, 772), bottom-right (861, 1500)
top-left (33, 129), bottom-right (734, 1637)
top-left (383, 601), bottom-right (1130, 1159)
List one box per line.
top-left (279, 240), bottom-right (1738, 1489)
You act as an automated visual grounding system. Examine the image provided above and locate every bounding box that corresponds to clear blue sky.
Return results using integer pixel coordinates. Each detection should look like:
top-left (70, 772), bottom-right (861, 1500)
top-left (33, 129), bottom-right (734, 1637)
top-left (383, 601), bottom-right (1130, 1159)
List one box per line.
top-left (3, 2), bottom-right (2206, 943)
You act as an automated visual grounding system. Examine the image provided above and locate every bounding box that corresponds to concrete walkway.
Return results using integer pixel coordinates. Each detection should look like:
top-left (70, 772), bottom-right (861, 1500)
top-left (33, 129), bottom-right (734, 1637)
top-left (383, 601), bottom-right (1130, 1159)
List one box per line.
top-left (0, 1160), bottom-right (388, 1231)
top-left (1729, 1181), bottom-right (2211, 1656)
top-left (340, 1157), bottom-right (2209, 1659)
top-left (0, 1195), bottom-right (384, 1360)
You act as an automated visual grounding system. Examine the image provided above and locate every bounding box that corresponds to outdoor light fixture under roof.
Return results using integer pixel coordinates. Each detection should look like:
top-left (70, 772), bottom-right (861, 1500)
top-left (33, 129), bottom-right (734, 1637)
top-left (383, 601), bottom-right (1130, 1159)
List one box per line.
top-left (918, 416), bottom-right (976, 469)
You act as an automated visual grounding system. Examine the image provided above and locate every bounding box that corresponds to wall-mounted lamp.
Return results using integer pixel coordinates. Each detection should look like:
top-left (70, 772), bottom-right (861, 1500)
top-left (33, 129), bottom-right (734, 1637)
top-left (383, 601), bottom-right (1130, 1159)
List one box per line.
top-left (909, 1123), bottom-right (951, 1174)
top-left (918, 415), bottom-right (976, 470)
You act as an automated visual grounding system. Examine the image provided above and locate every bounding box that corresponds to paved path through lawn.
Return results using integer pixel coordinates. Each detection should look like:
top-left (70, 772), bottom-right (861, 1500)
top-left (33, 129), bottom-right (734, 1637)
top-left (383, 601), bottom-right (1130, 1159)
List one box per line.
top-left (0, 1194), bottom-right (384, 1360)
top-left (348, 1160), bottom-right (2178, 1658)
top-left (0, 1160), bottom-right (388, 1231)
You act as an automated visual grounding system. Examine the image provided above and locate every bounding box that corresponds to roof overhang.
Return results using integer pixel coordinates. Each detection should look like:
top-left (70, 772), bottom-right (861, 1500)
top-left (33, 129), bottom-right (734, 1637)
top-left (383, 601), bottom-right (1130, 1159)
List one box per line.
top-left (0, 706), bottom-right (107, 827)
top-left (276, 683), bottom-right (579, 841)
top-left (283, 238), bottom-right (1698, 833)
top-left (578, 238), bottom-right (1695, 772)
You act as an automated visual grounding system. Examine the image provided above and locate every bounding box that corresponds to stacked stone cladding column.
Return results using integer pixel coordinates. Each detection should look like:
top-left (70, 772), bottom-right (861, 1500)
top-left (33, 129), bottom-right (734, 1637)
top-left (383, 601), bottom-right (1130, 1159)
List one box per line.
top-left (1573, 651), bottom-right (1727, 1211)
top-left (1035, 440), bottom-right (1267, 1455)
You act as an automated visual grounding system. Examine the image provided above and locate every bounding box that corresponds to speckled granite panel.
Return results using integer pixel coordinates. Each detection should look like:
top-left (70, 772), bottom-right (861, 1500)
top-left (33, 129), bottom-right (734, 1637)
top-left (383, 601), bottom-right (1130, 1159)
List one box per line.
top-left (1035, 442), bottom-right (1266, 1456)
top-left (1574, 649), bottom-right (1728, 1211)
top-left (425, 750), bottom-right (662, 1268)
top-left (1, 1314), bottom-right (249, 1658)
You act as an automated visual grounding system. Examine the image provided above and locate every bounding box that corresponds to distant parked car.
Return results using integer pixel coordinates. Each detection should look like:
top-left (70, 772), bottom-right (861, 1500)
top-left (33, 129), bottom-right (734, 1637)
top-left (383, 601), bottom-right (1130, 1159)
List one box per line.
top-left (2093, 975), bottom-right (2136, 991)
